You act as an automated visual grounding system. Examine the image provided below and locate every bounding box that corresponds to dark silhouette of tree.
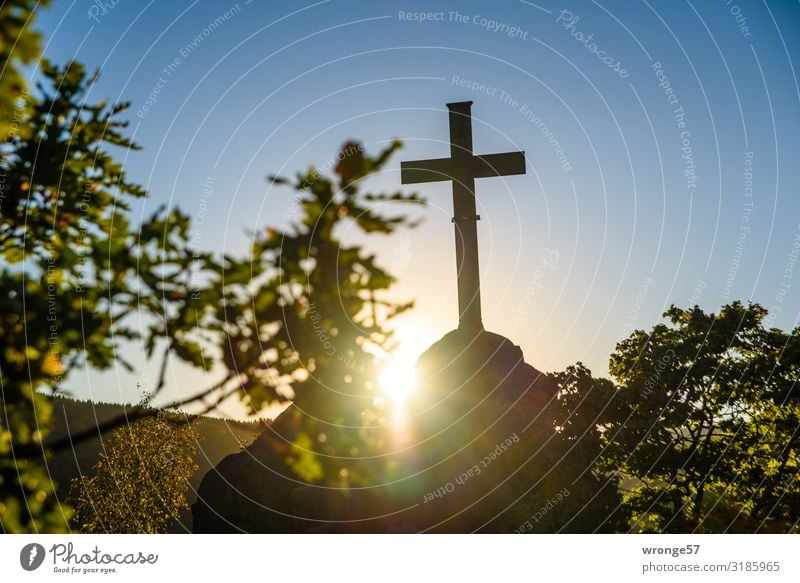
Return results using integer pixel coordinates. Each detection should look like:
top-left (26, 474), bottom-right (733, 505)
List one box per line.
top-left (476, 363), bottom-right (627, 533)
top-left (1, 33), bottom-right (422, 529)
top-left (601, 302), bottom-right (799, 532)
top-left (1, 59), bottom-right (153, 533)
top-left (3, 2), bottom-right (797, 536)
top-left (250, 141), bottom-right (424, 484)
top-left (0, 0), bottom-right (46, 138)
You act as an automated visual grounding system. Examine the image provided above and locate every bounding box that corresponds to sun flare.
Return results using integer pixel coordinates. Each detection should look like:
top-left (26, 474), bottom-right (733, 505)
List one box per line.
top-left (379, 358), bottom-right (417, 405)
top-left (376, 328), bottom-right (436, 426)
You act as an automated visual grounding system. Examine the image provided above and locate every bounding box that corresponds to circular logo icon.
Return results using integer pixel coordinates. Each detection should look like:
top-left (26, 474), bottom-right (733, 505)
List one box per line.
top-left (20, 543), bottom-right (46, 571)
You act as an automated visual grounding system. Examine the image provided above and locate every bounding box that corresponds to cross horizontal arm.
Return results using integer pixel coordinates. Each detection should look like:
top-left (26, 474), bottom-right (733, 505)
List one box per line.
top-left (471, 151), bottom-right (526, 179)
top-left (400, 158), bottom-right (452, 184)
top-left (401, 152), bottom-right (525, 185)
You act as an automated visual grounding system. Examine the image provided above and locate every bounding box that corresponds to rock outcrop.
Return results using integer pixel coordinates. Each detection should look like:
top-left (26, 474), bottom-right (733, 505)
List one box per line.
top-left (192, 329), bottom-right (559, 532)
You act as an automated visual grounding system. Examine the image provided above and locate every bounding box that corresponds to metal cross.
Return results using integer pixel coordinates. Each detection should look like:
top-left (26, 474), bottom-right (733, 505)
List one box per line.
top-left (401, 101), bottom-right (526, 331)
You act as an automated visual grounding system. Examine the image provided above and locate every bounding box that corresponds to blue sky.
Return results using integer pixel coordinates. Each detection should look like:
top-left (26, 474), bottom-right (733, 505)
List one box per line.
top-left (34, 0), bottom-right (800, 413)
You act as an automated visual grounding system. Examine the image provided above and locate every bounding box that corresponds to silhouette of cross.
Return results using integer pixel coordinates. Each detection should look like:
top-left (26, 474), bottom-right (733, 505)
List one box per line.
top-left (401, 101), bottom-right (526, 331)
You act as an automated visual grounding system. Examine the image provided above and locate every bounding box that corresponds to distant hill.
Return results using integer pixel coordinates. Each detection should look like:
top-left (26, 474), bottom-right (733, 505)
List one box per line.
top-left (44, 395), bottom-right (267, 533)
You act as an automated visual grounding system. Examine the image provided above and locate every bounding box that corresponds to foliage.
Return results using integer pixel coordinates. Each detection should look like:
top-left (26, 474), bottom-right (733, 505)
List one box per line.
top-left (489, 302), bottom-right (798, 533)
top-left (68, 409), bottom-right (199, 533)
top-left (0, 53), bottom-right (208, 531)
top-left (474, 363), bottom-right (627, 533)
top-left (3, 1), bottom-right (797, 536)
top-left (602, 302), bottom-right (800, 532)
top-left (0, 0), bottom-right (47, 138)
top-left (544, 363), bottom-right (628, 532)
top-left (1, 17), bottom-right (423, 529)
top-left (157, 140), bottom-right (426, 486)
top-left (0, 58), bottom-right (150, 533)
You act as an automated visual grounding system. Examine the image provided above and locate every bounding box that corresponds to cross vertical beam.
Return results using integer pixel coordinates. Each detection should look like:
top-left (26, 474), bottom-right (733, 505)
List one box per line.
top-left (401, 102), bottom-right (526, 332)
top-left (447, 102), bottom-right (483, 331)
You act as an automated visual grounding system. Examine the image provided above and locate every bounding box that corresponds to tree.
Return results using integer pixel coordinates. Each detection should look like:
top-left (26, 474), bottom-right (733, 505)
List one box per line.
top-left (0, 0), bottom-right (47, 138)
top-left (68, 404), bottom-right (199, 533)
top-left (248, 140), bottom-right (424, 484)
top-left (160, 140), bottom-right (426, 488)
top-left (604, 302), bottom-right (799, 532)
top-left (1, 58), bottom-right (152, 533)
top-left (1, 25), bottom-right (423, 530)
top-left (543, 363), bottom-right (629, 532)
top-left (479, 363), bottom-right (627, 534)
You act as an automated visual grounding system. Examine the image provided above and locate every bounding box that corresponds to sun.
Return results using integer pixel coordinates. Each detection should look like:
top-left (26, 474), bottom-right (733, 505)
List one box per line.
top-left (379, 357), bottom-right (417, 405)
top-left (376, 327), bottom-right (436, 423)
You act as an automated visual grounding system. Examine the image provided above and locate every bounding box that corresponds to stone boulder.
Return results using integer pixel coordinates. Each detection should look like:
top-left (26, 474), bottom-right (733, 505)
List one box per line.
top-left (192, 328), bottom-right (558, 532)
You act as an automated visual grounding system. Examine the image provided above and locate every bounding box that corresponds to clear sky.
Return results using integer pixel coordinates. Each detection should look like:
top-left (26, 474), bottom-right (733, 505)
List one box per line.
top-left (35, 0), bottom-right (800, 415)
